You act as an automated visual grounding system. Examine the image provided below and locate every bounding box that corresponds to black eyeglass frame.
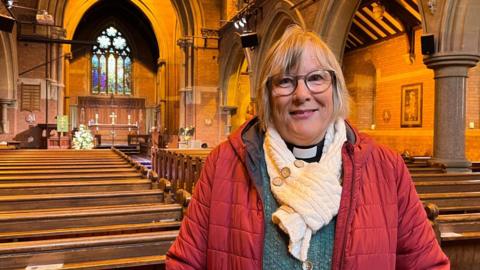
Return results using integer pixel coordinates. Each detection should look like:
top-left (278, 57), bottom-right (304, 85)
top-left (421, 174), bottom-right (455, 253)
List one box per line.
top-left (267, 69), bottom-right (336, 97)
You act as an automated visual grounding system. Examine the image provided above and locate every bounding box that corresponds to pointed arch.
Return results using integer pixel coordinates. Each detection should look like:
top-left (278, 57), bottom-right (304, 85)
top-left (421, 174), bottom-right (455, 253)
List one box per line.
top-left (170, 0), bottom-right (204, 36)
top-left (219, 40), bottom-right (244, 105)
top-left (313, 0), bottom-right (361, 62)
top-left (252, 2), bottom-right (305, 97)
top-left (63, 0), bottom-right (174, 62)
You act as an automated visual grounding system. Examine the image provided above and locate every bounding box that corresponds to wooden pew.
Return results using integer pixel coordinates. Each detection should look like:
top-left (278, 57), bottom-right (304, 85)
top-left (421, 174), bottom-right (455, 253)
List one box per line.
top-left (472, 161), bottom-right (480, 172)
top-left (155, 149), bottom-right (210, 205)
top-left (0, 204), bottom-right (181, 242)
top-left (0, 179), bottom-right (153, 195)
top-left (415, 180), bottom-right (480, 193)
top-left (408, 167), bottom-right (445, 174)
top-left (419, 192), bottom-right (480, 214)
top-left (435, 213), bottom-right (480, 268)
top-left (0, 189), bottom-right (165, 211)
top-left (412, 172), bottom-right (480, 182)
top-left (0, 149), bottom-right (183, 269)
top-left (0, 231), bottom-right (178, 269)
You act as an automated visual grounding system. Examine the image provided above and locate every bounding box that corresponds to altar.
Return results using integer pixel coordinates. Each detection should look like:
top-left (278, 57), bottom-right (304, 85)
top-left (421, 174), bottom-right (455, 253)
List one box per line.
top-left (78, 96), bottom-right (145, 146)
top-left (88, 123), bottom-right (139, 146)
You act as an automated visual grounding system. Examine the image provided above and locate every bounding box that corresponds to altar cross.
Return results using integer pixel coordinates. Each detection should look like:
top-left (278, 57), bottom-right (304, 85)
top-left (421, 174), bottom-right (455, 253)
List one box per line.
top-left (109, 112), bottom-right (117, 125)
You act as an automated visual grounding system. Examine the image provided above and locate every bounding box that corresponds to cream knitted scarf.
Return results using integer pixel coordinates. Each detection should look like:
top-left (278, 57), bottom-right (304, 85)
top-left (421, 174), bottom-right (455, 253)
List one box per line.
top-left (263, 118), bottom-right (347, 262)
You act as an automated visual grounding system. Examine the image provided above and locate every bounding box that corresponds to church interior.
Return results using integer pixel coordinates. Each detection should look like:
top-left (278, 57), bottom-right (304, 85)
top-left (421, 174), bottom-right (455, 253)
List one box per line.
top-left (0, 0), bottom-right (479, 269)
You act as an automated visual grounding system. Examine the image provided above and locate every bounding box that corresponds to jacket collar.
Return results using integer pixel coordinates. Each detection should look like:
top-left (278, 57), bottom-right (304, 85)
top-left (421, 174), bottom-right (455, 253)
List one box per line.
top-left (227, 117), bottom-right (367, 201)
top-left (228, 117), bottom-right (361, 158)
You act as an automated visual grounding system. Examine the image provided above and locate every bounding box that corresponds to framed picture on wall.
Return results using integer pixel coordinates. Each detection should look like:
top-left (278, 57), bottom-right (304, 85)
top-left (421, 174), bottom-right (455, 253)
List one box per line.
top-left (401, 83), bottom-right (423, 127)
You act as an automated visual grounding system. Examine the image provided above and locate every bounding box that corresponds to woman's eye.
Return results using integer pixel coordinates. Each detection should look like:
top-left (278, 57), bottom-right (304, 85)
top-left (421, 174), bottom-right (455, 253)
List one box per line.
top-left (276, 77), bottom-right (294, 87)
top-left (308, 74), bottom-right (325, 82)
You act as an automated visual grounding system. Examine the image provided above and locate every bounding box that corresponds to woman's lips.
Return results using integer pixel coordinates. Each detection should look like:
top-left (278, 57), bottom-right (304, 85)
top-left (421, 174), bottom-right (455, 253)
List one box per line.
top-left (289, 109), bottom-right (318, 119)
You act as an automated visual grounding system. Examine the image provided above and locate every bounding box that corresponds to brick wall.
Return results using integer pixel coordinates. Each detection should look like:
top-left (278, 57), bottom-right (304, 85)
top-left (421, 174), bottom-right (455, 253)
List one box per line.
top-left (343, 29), bottom-right (480, 159)
top-left (13, 42), bottom-right (58, 145)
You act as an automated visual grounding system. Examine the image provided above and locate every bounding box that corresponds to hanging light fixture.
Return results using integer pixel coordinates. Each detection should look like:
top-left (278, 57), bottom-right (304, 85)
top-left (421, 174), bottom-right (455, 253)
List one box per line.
top-left (234, 21), bottom-right (240, 29)
top-left (372, 1), bottom-right (385, 20)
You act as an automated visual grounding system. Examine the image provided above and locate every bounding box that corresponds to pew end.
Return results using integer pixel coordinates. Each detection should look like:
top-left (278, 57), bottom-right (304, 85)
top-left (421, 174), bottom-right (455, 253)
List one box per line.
top-left (424, 202), bottom-right (441, 244)
top-left (175, 189), bottom-right (192, 209)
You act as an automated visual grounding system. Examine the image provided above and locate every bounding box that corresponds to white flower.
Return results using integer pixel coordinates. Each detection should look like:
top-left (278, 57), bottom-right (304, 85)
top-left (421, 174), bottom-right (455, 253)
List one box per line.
top-left (72, 125), bottom-right (94, 150)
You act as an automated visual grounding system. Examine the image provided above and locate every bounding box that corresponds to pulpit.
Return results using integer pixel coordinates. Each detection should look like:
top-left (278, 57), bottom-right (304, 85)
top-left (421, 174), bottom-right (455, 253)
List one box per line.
top-left (78, 96), bottom-right (145, 146)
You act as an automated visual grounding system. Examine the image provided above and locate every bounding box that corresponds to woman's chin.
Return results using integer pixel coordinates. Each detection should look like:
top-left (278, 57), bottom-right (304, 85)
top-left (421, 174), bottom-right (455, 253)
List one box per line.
top-left (282, 128), bottom-right (324, 145)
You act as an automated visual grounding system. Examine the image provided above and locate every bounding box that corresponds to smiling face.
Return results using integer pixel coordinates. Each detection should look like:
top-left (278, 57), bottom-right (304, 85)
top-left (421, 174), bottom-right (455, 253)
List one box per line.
top-left (270, 46), bottom-right (334, 146)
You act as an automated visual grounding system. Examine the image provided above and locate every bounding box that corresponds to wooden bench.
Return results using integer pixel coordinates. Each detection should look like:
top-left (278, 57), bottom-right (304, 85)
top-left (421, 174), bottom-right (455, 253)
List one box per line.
top-left (0, 149), bottom-right (182, 269)
top-left (412, 172), bottom-right (480, 182)
top-left (0, 203), bottom-right (182, 241)
top-left (0, 179), bottom-right (154, 195)
top-left (408, 167), bottom-right (445, 174)
top-left (155, 149), bottom-right (210, 205)
top-left (419, 192), bottom-right (480, 214)
top-left (0, 230), bottom-right (178, 269)
top-left (472, 161), bottom-right (480, 172)
top-left (0, 189), bottom-right (165, 211)
top-left (434, 213), bottom-right (480, 268)
top-left (415, 180), bottom-right (480, 193)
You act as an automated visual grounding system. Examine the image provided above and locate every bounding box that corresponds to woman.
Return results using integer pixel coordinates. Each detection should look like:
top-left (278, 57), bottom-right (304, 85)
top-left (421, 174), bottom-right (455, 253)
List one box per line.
top-left (166, 25), bottom-right (449, 270)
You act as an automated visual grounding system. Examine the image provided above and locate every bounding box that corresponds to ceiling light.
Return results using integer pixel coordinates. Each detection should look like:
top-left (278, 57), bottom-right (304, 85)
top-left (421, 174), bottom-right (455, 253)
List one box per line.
top-left (238, 20), bottom-right (245, 27)
top-left (241, 17), bottom-right (247, 24)
top-left (234, 21), bottom-right (239, 29)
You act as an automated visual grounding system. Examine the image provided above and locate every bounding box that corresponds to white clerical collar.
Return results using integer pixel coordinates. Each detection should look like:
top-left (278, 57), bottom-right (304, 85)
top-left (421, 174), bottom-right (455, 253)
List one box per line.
top-left (292, 146), bottom-right (317, 159)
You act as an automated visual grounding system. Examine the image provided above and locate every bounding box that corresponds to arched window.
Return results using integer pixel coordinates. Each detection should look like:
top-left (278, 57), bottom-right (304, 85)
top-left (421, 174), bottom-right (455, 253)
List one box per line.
top-left (91, 26), bottom-right (132, 95)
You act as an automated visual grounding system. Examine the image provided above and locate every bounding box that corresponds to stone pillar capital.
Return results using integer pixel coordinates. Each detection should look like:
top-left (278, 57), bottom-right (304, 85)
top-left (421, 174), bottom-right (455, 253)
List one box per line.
top-left (176, 38), bottom-right (193, 49)
top-left (220, 105), bottom-right (237, 115)
top-left (424, 53), bottom-right (480, 77)
top-left (0, 99), bottom-right (15, 106)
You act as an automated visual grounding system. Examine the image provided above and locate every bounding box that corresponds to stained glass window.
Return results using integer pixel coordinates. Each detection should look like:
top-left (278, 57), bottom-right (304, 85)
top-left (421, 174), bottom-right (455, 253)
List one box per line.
top-left (91, 26), bottom-right (132, 95)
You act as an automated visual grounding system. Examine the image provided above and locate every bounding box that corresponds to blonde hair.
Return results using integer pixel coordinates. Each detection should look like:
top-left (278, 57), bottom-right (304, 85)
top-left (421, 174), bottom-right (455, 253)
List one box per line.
top-left (256, 25), bottom-right (350, 130)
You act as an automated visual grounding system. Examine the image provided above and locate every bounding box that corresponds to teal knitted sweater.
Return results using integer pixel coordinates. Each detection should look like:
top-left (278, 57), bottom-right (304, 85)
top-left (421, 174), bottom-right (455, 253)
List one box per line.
top-left (260, 158), bottom-right (336, 270)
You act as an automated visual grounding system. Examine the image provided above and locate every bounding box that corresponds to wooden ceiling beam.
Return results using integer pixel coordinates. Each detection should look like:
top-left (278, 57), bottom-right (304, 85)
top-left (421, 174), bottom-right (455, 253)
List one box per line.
top-left (404, 0), bottom-right (419, 12)
top-left (382, 0), bottom-right (420, 29)
top-left (357, 9), bottom-right (391, 37)
top-left (349, 23), bottom-right (374, 45)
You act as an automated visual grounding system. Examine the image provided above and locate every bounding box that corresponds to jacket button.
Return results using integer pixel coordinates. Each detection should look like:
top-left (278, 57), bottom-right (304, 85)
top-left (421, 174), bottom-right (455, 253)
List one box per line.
top-left (272, 177), bottom-right (283, 186)
top-left (280, 167), bottom-right (291, 178)
top-left (294, 160), bottom-right (304, 168)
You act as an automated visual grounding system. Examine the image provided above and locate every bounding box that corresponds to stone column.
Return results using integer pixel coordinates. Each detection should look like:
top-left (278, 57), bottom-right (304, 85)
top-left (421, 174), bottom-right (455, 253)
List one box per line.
top-left (0, 99), bottom-right (15, 134)
top-left (177, 38), bottom-right (194, 130)
top-left (424, 53), bottom-right (480, 172)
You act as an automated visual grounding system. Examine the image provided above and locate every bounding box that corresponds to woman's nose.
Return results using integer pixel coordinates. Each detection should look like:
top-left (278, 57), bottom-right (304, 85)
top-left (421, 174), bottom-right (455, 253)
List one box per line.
top-left (292, 79), bottom-right (311, 102)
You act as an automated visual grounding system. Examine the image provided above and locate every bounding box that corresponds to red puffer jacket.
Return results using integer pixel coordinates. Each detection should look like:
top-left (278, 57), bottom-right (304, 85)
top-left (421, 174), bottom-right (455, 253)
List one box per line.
top-left (166, 119), bottom-right (449, 270)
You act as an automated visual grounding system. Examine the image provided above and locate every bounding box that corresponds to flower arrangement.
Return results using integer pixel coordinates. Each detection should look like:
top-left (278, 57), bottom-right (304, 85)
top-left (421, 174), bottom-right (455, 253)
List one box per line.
top-left (72, 124), bottom-right (94, 150)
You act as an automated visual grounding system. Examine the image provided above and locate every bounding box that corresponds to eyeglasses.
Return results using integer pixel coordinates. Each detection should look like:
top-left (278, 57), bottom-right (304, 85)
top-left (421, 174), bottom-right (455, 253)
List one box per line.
top-left (268, 69), bottom-right (335, 96)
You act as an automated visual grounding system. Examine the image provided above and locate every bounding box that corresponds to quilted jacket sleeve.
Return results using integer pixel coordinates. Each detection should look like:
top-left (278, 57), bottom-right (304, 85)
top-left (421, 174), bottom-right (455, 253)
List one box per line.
top-left (394, 155), bottom-right (450, 269)
top-left (166, 148), bottom-right (219, 270)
